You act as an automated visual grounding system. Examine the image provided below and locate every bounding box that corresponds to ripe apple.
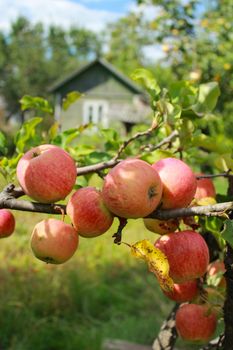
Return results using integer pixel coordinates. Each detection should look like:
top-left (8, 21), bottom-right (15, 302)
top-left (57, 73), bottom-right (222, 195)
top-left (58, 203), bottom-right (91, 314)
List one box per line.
top-left (163, 279), bottom-right (199, 303)
top-left (152, 157), bottom-right (197, 209)
top-left (143, 218), bottom-right (179, 235)
top-left (67, 187), bottom-right (114, 238)
top-left (175, 303), bottom-right (217, 342)
top-left (194, 173), bottom-right (216, 200)
top-left (31, 218), bottom-right (79, 264)
top-left (0, 209), bottom-right (15, 238)
top-left (207, 260), bottom-right (226, 288)
top-left (155, 230), bottom-right (209, 283)
top-left (17, 144), bottom-right (77, 203)
top-left (102, 159), bottom-right (163, 218)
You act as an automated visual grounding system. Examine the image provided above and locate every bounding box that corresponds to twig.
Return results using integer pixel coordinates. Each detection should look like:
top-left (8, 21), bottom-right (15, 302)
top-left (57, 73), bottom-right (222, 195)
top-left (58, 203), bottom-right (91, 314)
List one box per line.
top-left (141, 130), bottom-right (179, 153)
top-left (196, 171), bottom-right (233, 180)
top-left (112, 121), bottom-right (159, 161)
top-left (77, 123), bottom-right (159, 176)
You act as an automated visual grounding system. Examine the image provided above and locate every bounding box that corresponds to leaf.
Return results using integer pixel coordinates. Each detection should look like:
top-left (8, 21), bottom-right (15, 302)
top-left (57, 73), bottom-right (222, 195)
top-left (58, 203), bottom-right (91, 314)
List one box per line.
top-left (20, 95), bottom-right (53, 114)
top-left (221, 220), bottom-right (233, 248)
top-left (62, 91), bottom-right (83, 111)
top-left (192, 82), bottom-right (220, 116)
top-left (204, 217), bottom-right (225, 250)
top-left (196, 197), bottom-right (217, 206)
top-left (14, 117), bottom-right (43, 153)
top-left (131, 68), bottom-right (161, 97)
top-left (48, 122), bottom-right (60, 141)
top-left (0, 131), bottom-right (8, 156)
top-left (131, 239), bottom-right (174, 292)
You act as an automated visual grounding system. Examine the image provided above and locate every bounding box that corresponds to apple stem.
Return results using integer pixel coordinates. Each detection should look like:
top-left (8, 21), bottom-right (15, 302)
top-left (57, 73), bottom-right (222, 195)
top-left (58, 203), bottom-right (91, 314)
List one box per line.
top-left (112, 217), bottom-right (128, 245)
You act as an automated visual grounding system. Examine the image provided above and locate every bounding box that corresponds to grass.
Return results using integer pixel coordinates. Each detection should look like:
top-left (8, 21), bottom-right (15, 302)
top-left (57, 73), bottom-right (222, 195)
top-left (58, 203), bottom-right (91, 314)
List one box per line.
top-left (0, 212), bottom-right (173, 350)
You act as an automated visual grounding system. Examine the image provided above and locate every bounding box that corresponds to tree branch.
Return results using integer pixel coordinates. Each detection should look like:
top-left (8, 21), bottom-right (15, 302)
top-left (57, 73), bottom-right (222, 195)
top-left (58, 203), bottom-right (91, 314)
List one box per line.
top-left (148, 202), bottom-right (233, 220)
top-left (141, 130), bottom-right (179, 153)
top-left (1, 184), bottom-right (233, 219)
top-left (152, 304), bottom-right (179, 350)
top-left (0, 184), bottom-right (66, 215)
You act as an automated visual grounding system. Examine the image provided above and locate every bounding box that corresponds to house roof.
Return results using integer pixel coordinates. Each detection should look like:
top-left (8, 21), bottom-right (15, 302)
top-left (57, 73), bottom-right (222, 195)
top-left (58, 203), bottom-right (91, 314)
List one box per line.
top-left (48, 58), bottom-right (144, 95)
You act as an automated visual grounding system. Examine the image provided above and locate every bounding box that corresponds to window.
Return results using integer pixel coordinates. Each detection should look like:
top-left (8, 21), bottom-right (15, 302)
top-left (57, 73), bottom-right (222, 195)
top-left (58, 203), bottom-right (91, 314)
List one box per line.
top-left (83, 100), bottom-right (108, 127)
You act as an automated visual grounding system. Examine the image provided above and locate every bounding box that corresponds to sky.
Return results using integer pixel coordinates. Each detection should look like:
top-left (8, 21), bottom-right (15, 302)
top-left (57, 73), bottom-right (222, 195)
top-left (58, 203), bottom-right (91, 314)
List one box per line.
top-left (0, 0), bottom-right (135, 33)
top-left (0, 0), bottom-right (164, 61)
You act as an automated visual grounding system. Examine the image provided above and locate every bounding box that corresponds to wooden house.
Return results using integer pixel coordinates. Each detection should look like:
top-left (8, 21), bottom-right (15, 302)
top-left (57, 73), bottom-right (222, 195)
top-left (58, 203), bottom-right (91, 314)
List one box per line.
top-left (49, 58), bottom-right (151, 133)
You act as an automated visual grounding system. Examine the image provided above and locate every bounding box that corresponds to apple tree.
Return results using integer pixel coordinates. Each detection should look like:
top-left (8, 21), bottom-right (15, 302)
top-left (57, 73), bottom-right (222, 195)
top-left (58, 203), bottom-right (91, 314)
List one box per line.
top-left (0, 72), bottom-right (233, 350)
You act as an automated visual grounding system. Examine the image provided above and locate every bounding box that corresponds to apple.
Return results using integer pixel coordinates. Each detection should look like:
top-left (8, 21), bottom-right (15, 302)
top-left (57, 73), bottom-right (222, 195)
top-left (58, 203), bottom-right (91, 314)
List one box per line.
top-left (152, 157), bottom-right (197, 209)
top-left (0, 209), bottom-right (15, 238)
top-left (207, 260), bottom-right (226, 288)
top-left (155, 230), bottom-right (209, 283)
top-left (143, 218), bottom-right (179, 235)
top-left (17, 144), bottom-right (77, 203)
top-left (175, 303), bottom-right (217, 342)
top-left (67, 187), bottom-right (114, 238)
top-left (102, 159), bottom-right (163, 218)
top-left (31, 218), bottom-right (79, 264)
top-left (194, 173), bottom-right (216, 200)
top-left (163, 279), bottom-right (199, 303)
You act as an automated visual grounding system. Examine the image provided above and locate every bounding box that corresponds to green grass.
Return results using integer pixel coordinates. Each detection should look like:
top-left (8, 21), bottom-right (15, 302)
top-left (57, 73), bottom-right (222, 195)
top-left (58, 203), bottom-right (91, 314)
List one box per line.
top-left (0, 212), bottom-right (173, 350)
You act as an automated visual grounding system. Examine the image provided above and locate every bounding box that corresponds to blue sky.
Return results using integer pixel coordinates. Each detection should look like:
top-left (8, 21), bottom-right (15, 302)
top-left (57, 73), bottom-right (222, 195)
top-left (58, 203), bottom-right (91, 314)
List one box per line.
top-left (72, 0), bottom-right (133, 13)
top-left (0, 0), bottom-right (135, 32)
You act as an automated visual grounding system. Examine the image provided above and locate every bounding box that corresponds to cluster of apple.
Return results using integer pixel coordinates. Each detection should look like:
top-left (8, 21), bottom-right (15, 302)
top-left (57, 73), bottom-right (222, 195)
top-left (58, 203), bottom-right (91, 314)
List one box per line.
top-left (0, 144), bottom-right (225, 343)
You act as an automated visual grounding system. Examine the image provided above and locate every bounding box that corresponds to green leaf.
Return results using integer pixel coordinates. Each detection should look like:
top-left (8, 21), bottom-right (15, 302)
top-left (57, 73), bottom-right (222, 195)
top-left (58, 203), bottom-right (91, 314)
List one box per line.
top-left (20, 95), bottom-right (53, 114)
top-left (221, 220), bottom-right (233, 248)
top-left (14, 117), bottom-right (43, 153)
top-left (0, 131), bottom-right (8, 156)
top-left (62, 91), bottom-right (83, 111)
top-left (86, 151), bottom-right (111, 165)
top-left (48, 122), bottom-right (60, 141)
top-left (131, 68), bottom-right (161, 97)
top-left (204, 217), bottom-right (225, 250)
top-left (192, 82), bottom-right (220, 116)
top-left (101, 128), bottom-right (119, 142)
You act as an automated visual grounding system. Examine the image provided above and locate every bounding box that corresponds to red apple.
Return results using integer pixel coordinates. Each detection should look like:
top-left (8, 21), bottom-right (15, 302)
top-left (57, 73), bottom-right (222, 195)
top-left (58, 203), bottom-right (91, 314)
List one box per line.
top-left (102, 159), bottom-right (163, 218)
top-left (67, 187), bottom-right (114, 238)
top-left (163, 279), bottom-right (199, 302)
top-left (0, 209), bottom-right (15, 238)
top-left (207, 260), bottom-right (226, 288)
top-left (17, 144), bottom-right (77, 203)
top-left (155, 230), bottom-right (209, 283)
top-left (195, 174), bottom-right (216, 200)
top-left (152, 158), bottom-right (197, 209)
top-left (31, 218), bottom-right (79, 264)
top-left (143, 218), bottom-right (179, 235)
top-left (175, 303), bottom-right (217, 342)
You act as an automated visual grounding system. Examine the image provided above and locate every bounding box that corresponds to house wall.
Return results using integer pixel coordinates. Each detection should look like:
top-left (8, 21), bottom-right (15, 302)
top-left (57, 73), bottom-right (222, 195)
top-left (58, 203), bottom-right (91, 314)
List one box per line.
top-left (54, 63), bottom-right (151, 131)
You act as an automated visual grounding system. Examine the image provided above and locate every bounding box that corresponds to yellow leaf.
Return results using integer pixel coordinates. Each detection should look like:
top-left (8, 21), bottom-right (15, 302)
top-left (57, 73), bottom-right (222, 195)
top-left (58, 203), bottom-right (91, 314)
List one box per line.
top-left (196, 197), bottom-right (217, 206)
top-left (131, 239), bottom-right (174, 292)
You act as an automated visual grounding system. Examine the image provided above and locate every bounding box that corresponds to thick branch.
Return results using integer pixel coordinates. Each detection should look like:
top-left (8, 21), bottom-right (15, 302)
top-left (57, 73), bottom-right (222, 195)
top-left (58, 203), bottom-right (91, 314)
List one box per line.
top-left (0, 184), bottom-right (66, 215)
top-left (152, 304), bottom-right (179, 350)
top-left (148, 202), bottom-right (233, 220)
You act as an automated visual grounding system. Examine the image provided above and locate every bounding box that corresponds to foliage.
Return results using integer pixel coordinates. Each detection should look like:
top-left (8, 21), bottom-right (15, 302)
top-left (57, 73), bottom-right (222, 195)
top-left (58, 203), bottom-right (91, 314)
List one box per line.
top-left (0, 16), bottom-right (102, 119)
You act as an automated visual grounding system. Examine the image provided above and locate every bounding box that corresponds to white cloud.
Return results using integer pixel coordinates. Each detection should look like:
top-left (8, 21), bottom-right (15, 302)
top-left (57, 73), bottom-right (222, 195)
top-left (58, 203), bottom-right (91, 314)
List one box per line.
top-left (0, 0), bottom-right (122, 32)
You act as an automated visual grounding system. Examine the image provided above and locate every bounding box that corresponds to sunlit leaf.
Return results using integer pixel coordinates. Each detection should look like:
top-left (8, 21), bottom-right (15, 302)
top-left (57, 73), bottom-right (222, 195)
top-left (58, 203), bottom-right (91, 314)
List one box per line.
top-left (131, 239), bottom-right (174, 292)
top-left (62, 91), bottom-right (83, 111)
top-left (48, 122), bottom-right (60, 141)
top-left (131, 68), bottom-right (161, 97)
top-left (20, 95), bottom-right (53, 114)
top-left (14, 117), bottom-right (43, 153)
top-left (196, 197), bottom-right (217, 206)
top-left (192, 82), bottom-right (220, 116)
